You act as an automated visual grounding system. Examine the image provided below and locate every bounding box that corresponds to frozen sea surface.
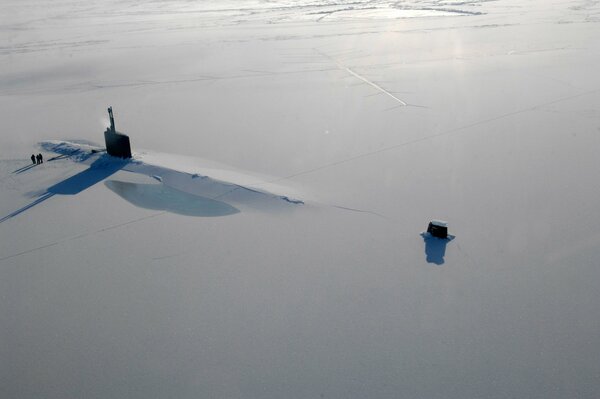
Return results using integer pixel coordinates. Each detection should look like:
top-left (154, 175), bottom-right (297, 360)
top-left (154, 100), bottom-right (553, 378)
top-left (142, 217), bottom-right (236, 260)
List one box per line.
top-left (2, 0), bottom-right (600, 398)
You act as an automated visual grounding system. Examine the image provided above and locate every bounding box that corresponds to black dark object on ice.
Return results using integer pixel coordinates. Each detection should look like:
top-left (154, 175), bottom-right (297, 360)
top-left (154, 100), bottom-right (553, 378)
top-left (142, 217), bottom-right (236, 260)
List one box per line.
top-left (427, 220), bottom-right (448, 239)
top-left (104, 107), bottom-right (132, 159)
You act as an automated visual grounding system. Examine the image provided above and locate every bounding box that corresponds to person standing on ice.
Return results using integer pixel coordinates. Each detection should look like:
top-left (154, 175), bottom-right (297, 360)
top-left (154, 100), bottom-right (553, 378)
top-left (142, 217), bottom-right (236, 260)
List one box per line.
top-left (31, 154), bottom-right (36, 165)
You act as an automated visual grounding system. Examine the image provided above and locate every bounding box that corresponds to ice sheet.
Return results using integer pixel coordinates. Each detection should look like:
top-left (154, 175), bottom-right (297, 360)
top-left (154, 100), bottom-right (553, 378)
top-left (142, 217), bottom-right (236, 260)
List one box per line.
top-left (2, 0), bottom-right (600, 398)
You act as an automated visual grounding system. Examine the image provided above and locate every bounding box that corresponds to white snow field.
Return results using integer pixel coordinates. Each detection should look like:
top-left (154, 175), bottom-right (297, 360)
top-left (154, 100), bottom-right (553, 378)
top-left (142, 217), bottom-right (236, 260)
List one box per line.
top-left (2, 0), bottom-right (600, 398)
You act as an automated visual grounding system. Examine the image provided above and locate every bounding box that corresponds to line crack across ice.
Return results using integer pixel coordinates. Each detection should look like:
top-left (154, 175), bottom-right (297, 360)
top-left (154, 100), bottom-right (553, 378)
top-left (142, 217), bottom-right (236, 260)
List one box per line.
top-left (314, 48), bottom-right (410, 107)
top-left (0, 212), bottom-right (167, 263)
top-left (250, 87), bottom-right (600, 185)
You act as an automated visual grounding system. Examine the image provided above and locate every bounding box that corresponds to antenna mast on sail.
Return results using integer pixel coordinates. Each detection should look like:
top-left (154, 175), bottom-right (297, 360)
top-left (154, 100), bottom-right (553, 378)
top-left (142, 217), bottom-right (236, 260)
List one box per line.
top-left (108, 106), bottom-right (116, 133)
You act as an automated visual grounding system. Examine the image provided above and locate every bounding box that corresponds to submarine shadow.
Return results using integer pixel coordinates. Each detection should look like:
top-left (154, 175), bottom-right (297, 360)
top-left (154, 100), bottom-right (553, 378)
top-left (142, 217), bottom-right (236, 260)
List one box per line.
top-left (1, 156), bottom-right (126, 224)
top-left (105, 180), bottom-right (239, 217)
top-left (48, 156), bottom-right (127, 195)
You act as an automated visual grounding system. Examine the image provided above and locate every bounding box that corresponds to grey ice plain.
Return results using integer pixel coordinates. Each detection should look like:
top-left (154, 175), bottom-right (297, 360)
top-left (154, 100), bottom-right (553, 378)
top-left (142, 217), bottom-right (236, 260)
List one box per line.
top-left (1, 1), bottom-right (600, 398)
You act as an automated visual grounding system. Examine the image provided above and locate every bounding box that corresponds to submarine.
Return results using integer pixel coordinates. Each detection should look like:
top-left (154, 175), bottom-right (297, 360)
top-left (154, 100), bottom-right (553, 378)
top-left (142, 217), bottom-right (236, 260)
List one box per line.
top-left (104, 107), bottom-right (132, 158)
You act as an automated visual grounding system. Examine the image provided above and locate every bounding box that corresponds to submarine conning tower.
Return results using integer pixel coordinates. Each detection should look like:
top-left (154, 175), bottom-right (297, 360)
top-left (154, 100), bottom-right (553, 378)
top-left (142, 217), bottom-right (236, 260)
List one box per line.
top-left (104, 106), bottom-right (132, 159)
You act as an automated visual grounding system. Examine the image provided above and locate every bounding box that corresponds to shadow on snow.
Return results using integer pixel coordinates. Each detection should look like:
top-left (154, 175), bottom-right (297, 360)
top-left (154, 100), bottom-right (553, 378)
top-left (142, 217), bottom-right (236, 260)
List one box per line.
top-left (105, 180), bottom-right (239, 217)
top-left (12, 163), bottom-right (38, 174)
top-left (421, 232), bottom-right (454, 265)
top-left (1, 155), bottom-right (242, 224)
top-left (0, 156), bottom-right (126, 224)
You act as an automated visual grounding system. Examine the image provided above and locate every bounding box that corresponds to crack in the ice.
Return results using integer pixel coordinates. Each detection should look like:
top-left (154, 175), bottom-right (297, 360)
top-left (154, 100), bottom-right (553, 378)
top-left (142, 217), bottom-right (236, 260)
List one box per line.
top-left (0, 211), bottom-right (166, 263)
top-left (252, 87), bottom-right (600, 184)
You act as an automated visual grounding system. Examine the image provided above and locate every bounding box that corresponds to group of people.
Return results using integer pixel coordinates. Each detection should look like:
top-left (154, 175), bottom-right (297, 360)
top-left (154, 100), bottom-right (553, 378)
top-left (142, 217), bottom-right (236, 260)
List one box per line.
top-left (31, 153), bottom-right (43, 165)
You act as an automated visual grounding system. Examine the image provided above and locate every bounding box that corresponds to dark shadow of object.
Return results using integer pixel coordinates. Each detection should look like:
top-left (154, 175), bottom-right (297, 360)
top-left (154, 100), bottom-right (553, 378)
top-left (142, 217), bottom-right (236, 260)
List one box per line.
top-left (0, 155), bottom-right (127, 224)
top-left (0, 192), bottom-right (55, 224)
top-left (421, 232), bottom-right (455, 265)
top-left (105, 180), bottom-right (239, 217)
top-left (48, 156), bottom-right (126, 195)
top-left (47, 154), bottom-right (72, 162)
top-left (13, 163), bottom-right (37, 174)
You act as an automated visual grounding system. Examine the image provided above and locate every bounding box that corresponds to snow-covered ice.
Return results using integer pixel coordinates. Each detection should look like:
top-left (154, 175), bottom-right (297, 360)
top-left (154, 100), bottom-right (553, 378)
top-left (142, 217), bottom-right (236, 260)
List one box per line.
top-left (38, 140), bottom-right (305, 208)
top-left (2, 0), bottom-right (600, 398)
